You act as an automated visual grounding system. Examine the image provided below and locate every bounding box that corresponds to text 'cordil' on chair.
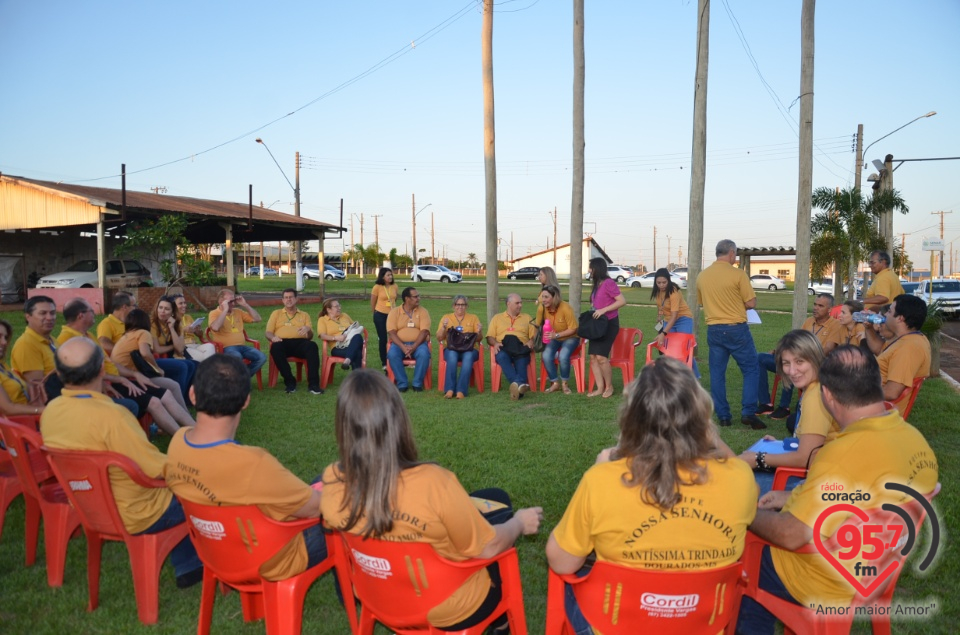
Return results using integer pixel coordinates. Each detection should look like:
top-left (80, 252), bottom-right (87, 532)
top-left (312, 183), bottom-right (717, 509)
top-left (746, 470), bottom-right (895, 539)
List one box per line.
top-left (42, 446), bottom-right (188, 625)
top-left (545, 560), bottom-right (745, 635)
top-left (336, 531), bottom-right (528, 635)
top-left (178, 500), bottom-right (356, 635)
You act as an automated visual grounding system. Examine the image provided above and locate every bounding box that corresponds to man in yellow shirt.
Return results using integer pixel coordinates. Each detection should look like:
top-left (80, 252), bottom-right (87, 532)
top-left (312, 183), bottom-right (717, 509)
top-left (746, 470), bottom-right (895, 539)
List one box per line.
top-left (386, 287), bottom-right (431, 391)
top-left (10, 295), bottom-right (58, 403)
top-left (864, 294), bottom-right (930, 415)
top-left (265, 288), bottom-right (322, 394)
top-left (486, 294), bottom-right (537, 400)
top-left (863, 250), bottom-right (904, 309)
top-left (696, 239), bottom-right (764, 429)
top-left (40, 338), bottom-right (204, 588)
top-left (97, 291), bottom-right (134, 356)
top-left (208, 288), bottom-right (267, 377)
top-left (737, 346), bottom-right (938, 634)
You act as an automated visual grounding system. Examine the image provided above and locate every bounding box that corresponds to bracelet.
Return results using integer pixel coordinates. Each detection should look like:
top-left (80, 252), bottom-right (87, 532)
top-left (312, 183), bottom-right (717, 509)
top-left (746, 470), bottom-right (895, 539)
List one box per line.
top-left (755, 451), bottom-right (769, 471)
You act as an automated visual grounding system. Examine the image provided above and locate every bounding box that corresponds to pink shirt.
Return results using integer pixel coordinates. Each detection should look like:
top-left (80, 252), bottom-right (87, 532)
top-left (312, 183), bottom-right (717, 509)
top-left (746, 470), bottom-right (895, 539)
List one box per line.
top-left (591, 278), bottom-right (620, 319)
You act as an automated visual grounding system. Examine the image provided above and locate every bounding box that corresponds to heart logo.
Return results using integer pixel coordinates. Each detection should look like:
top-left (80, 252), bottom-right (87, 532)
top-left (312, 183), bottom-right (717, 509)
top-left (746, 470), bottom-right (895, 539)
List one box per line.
top-left (813, 503), bottom-right (900, 598)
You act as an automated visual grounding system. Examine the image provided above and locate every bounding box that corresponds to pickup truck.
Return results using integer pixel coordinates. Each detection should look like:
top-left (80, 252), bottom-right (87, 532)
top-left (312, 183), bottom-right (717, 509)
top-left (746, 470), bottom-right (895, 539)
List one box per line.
top-left (913, 279), bottom-right (960, 317)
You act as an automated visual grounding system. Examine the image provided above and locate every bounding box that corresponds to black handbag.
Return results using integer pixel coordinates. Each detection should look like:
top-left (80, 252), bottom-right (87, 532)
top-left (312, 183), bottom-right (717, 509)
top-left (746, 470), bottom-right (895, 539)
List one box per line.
top-left (446, 329), bottom-right (478, 353)
top-left (530, 322), bottom-right (546, 353)
top-left (577, 311), bottom-right (609, 340)
top-left (130, 350), bottom-right (162, 378)
top-left (500, 334), bottom-right (531, 359)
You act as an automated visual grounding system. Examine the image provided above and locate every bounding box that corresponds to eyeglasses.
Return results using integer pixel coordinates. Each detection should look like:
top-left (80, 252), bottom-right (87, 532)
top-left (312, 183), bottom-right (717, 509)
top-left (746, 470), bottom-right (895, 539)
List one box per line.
top-left (409, 294), bottom-right (421, 299)
top-left (454, 303), bottom-right (467, 307)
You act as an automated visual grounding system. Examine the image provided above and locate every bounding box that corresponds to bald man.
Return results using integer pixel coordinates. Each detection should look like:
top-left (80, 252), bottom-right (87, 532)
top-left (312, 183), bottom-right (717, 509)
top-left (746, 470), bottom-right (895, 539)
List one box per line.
top-left (487, 294), bottom-right (538, 400)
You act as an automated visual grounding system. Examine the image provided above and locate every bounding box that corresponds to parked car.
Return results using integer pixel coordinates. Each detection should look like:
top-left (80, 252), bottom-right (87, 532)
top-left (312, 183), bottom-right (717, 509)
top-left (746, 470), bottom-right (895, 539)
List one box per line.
top-left (303, 264), bottom-right (346, 280)
top-left (750, 274), bottom-right (786, 291)
top-left (507, 266), bottom-right (541, 281)
top-left (913, 279), bottom-right (960, 318)
top-left (35, 259), bottom-right (153, 289)
top-left (411, 265), bottom-right (462, 283)
top-left (902, 282), bottom-right (920, 295)
top-left (670, 267), bottom-right (688, 281)
top-left (625, 271), bottom-right (687, 289)
top-left (246, 266), bottom-right (278, 276)
top-left (808, 278), bottom-right (848, 296)
top-left (585, 264), bottom-right (635, 284)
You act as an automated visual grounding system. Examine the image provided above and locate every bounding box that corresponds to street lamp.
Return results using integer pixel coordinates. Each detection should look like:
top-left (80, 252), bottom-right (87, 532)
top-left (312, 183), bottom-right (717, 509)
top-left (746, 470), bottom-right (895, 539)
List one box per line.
top-left (255, 137), bottom-right (303, 291)
top-left (412, 203), bottom-right (431, 267)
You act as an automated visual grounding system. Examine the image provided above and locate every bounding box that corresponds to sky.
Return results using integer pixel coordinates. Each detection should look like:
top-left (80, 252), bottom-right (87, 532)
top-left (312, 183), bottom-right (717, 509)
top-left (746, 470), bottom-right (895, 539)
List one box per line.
top-left (2, 0), bottom-right (959, 273)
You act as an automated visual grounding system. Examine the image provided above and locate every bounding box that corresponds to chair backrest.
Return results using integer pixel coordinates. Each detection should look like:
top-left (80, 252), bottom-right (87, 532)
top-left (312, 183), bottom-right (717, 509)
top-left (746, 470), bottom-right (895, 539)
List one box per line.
top-left (178, 499), bottom-right (318, 585)
top-left (894, 376), bottom-right (925, 420)
top-left (0, 418), bottom-right (56, 500)
top-left (611, 327), bottom-right (641, 359)
top-left (42, 446), bottom-right (164, 539)
top-left (562, 560), bottom-right (744, 635)
top-left (645, 333), bottom-right (695, 366)
top-left (337, 531), bottom-right (492, 629)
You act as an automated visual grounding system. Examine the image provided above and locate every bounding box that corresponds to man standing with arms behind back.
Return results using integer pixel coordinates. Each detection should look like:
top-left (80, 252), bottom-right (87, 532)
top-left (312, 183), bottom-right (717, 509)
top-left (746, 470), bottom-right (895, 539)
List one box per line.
top-left (696, 239), bottom-right (765, 430)
top-left (862, 250), bottom-right (904, 309)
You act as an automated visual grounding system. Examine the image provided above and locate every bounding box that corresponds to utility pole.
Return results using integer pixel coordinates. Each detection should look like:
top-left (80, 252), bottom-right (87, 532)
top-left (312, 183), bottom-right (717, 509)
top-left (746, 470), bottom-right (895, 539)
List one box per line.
top-left (294, 151), bottom-right (302, 292)
top-left (350, 215), bottom-right (355, 275)
top-left (667, 236), bottom-right (672, 269)
top-left (550, 207), bottom-right (558, 267)
top-left (411, 194), bottom-right (417, 268)
top-left (932, 210), bottom-right (952, 276)
top-left (431, 212), bottom-right (435, 264)
top-left (372, 214), bottom-right (382, 268)
top-left (359, 213), bottom-right (365, 279)
top-left (900, 232), bottom-right (907, 278)
top-left (652, 226), bottom-right (657, 270)
top-left (511, 232), bottom-right (514, 263)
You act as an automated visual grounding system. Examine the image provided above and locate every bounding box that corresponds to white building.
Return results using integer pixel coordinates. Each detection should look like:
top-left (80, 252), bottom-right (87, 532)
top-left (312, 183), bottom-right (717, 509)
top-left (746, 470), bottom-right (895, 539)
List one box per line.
top-left (506, 237), bottom-right (614, 278)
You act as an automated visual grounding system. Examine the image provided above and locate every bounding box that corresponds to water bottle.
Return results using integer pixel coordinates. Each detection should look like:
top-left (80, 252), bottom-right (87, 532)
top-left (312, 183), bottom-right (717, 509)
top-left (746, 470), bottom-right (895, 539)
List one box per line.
top-left (852, 311), bottom-right (885, 324)
top-left (543, 318), bottom-right (553, 340)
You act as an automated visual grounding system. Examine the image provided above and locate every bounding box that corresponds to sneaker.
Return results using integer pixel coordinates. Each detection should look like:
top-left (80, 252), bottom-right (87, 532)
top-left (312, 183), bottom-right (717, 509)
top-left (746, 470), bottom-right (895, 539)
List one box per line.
top-left (518, 383), bottom-right (530, 396)
top-left (770, 407), bottom-right (790, 420)
top-left (717, 418), bottom-right (732, 427)
top-left (397, 386), bottom-right (408, 393)
top-left (285, 383), bottom-right (296, 394)
top-left (741, 415), bottom-right (768, 430)
top-left (341, 360), bottom-right (352, 371)
top-left (176, 566), bottom-right (204, 589)
top-left (509, 382), bottom-right (520, 401)
top-left (756, 403), bottom-right (775, 415)
top-left (309, 386), bottom-right (324, 395)
top-left (411, 386), bottom-right (424, 392)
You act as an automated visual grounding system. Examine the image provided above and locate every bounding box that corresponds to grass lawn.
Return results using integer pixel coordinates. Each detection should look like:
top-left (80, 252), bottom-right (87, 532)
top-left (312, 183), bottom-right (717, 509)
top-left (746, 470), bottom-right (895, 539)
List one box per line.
top-left (0, 284), bottom-right (955, 634)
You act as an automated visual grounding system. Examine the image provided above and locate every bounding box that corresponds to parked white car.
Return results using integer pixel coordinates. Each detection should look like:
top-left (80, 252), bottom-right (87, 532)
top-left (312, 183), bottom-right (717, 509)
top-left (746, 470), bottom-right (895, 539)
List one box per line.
top-left (808, 278), bottom-right (848, 296)
top-left (585, 264), bottom-right (634, 284)
top-left (750, 274), bottom-right (786, 291)
top-left (625, 272), bottom-right (687, 289)
top-left (36, 259), bottom-right (153, 289)
top-left (411, 265), bottom-right (462, 283)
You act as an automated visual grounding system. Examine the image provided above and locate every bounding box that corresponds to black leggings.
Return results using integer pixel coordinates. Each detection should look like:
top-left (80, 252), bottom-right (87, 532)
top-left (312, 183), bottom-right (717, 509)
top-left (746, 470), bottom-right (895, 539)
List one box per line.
top-left (373, 311), bottom-right (389, 366)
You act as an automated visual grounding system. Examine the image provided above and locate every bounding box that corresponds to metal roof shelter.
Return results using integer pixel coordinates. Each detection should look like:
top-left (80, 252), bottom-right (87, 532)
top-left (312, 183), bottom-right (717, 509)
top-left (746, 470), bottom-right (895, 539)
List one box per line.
top-left (0, 174), bottom-right (345, 287)
top-left (736, 246), bottom-right (796, 272)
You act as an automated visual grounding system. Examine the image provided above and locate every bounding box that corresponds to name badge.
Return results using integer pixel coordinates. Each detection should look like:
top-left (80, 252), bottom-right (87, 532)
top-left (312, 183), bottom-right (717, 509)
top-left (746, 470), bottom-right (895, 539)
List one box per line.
top-left (407, 321), bottom-right (415, 328)
top-left (386, 301), bottom-right (392, 307)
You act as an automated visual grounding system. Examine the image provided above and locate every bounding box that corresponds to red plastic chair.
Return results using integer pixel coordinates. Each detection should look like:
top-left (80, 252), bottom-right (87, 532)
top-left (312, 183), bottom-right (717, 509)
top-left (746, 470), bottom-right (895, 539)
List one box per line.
top-left (178, 500), bottom-right (356, 635)
top-left (644, 332), bottom-right (696, 368)
top-left (335, 531), bottom-right (528, 634)
top-left (588, 328), bottom-right (643, 392)
top-left (490, 347), bottom-right (537, 393)
top-left (742, 482), bottom-right (940, 635)
top-left (437, 342), bottom-right (485, 394)
top-left (0, 417), bottom-right (82, 586)
top-left (267, 348), bottom-right (306, 388)
top-left (205, 327), bottom-right (263, 391)
top-left (893, 376), bottom-right (925, 420)
top-left (538, 338), bottom-right (586, 393)
top-left (321, 328), bottom-right (369, 389)
top-left (829, 305), bottom-right (843, 319)
top-left (42, 446), bottom-right (189, 625)
top-left (545, 560), bottom-right (745, 635)
top-left (386, 340), bottom-right (433, 389)
top-left (0, 415), bottom-right (39, 541)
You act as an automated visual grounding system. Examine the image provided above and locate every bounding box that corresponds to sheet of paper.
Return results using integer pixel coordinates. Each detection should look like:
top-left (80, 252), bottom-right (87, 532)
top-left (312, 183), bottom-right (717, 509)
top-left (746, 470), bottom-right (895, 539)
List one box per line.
top-left (746, 309), bottom-right (762, 324)
top-left (190, 317), bottom-right (205, 329)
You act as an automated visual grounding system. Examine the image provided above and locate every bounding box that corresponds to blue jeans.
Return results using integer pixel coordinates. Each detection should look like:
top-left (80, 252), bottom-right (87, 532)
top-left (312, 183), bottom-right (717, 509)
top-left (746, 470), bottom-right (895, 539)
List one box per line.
top-left (542, 338), bottom-right (579, 382)
top-left (737, 546), bottom-right (802, 634)
top-left (563, 565), bottom-right (595, 635)
top-left (156, 357), bottom-right (197, 405)
top-left (706, 323), bottom-right (759, 419)
top-left (757, 353), bottom-right (792, 409)
top-left (443, 348), bottom-right (479, 395)
top-left (387, 341), bottom-right (430, 389)
top-left (753, 472), bottom-right (804, 498)
top-left (139, 497), bottom-right (202, 577)
top-left (224, 344), bottom-right (268, 377)
top-left (495, 350), bottom-right (530, 386)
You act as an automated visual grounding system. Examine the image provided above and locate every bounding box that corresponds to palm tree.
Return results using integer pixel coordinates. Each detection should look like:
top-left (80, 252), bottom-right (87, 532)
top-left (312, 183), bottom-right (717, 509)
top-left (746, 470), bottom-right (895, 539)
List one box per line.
top-left (810, 187), bottom-right (908, 300)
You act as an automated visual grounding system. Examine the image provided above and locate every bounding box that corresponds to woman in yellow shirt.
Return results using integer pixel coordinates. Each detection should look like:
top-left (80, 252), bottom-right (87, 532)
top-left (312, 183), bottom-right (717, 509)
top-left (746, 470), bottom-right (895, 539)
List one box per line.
top-left (537, 285), bottom-right (579, 394)
top-left (838, 299), bottom-right (866, 346)
top-left (436, 295), bottom-right (482, 399)
top-left (651, 268), bottom-right (700, 378)
top-left (317, 298), bottom-right (364, 371)
top-left (370, 267), bottom-right (399, 372)
top-left (171, 294), bottom-right (216, 361)
top-left (0, 319), bottom-right (44, 416)
top-left (149, 296), bottom-right (197, 405)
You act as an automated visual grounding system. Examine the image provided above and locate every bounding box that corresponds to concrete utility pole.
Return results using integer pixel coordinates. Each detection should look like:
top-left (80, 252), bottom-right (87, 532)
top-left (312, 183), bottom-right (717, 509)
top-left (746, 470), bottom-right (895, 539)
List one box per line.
top-left (666, 236), bottom-right (672, 269)
top-left (551, 207), bottom-right (558, 268)
top-left (294, 151), bottom-right (302, 291)
top-left (431, 212), bottom-right (435, 264)
top-left (350, 215), bottom-right (355, 274)
top-left (372, 214), bottom-right (382, 251)
top-left (411, 194), bottom-right (417, 267)
top-left (933, 210), bottom-right (952, 276)
top-left (482, 0), bottom-right (500, 324)
top-left (686, 0), bottom-right (709, 335)
top-left (359, 213), bottom-right (365, 279)
top-left (652, 226), bottom-right (657, 270)
top-left (792, 0), bottom-right (815, 330)
top-left (569, 0), bottom-right (585, 315)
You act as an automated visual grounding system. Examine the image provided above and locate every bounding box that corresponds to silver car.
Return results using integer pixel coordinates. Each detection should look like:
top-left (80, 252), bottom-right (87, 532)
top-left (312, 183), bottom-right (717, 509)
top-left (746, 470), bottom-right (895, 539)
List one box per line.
top-left (411, 265), bottom-right (462, 283)
top-left (36, 259), bottom-right (153, 289)
top-left (750, 274), bottom-right (786, 291)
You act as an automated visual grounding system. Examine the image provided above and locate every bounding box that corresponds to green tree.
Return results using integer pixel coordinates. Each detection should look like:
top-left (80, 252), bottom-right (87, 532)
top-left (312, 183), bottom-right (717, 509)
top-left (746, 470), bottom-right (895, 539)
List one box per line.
top-left (114, 215), bottom-right (221, 289)
top-left (810, 187), bottom-right (908, 300)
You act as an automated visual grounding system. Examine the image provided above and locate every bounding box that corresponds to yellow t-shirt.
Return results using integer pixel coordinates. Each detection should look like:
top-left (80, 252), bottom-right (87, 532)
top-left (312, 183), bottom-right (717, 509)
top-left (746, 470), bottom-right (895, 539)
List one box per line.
top-left (40, 389), bottom-right (172, 534)
top-left (771, 411), bottom-right (938, 607)
top-left (866, 268), bottom-right (904, 303)
top-left (795, 382), bottom-right (841, 443)
top-left (655, 290), bottom-right (694, 322)
top-left (57, 325), bottom-right (120, 376)
top-left (317, 312), bottom-right (357, 338)
top-left (386, 306), bottom-right (431, 343)
top-left (0, 362), bottom-right (29, 405)
top-left (486, 312), bottom-right (537, 343)
top-left (208, 308), bottom-right (255, 347)
top-left (372, 283), bottom-right (399, 314)
top-left (181, 314), bottom-right (200, 346)
top-left (696, 261), bottom-right (755, 325)
top-left (552, 457), bottom-right (757, 570)
top-left (535, 301), bottom-right (579, 340)
top-left (321, 463), bottom-right (496, 628)
top-left (801, 316), bottom-right (844, 351)
top-left (266, 308), bottom-right (312, 340)
top-left (164, 428), bottom-right (314, 581)
top-left (96, 314), bottom-right (126, 345)
top-left (842, 323), bottom-right (866, 346)
top-left (437, 312), bottom-right (482, 349)
top-left (11, 327), bottom-right (56, 376)
top-left (878, 333), bottom-right (931, 416)
top-left (111, 329), bottom-right (157, 373)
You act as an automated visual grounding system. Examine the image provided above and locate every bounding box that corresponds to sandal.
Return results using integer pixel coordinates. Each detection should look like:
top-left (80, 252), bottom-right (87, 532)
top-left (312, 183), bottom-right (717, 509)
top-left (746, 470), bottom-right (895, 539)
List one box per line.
top-left (544, 381), bottom-right (561, 393)
top-left (561, 381), bottom-right (572, 395)
top-left (444, 390), bottom-right (454, 399)
top-left (601, 388), bottom-right (616, 399)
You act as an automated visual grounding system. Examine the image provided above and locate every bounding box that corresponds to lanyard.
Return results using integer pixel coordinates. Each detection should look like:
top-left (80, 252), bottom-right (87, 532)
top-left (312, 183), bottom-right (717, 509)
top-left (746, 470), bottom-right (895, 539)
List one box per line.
top-left (283, 310), bottom-right (300, 325)
top-left (0, 363), bottom-right (27, 393)
top-left (810, 321), bottom-right (825, 338)
top-left (403, 308), bottom-right (416, 323)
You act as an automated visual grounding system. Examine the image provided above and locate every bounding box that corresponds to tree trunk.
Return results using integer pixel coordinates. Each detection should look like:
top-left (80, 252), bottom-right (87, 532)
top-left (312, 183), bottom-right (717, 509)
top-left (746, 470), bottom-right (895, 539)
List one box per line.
top-left (569, 0), bottom-right (585, 315)
top-left (482, 0), bottom-right (499, 323)
top-left (792, 0), bottom-right (815, 329)
top-left (687, 0), bottom-right (709, 334)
